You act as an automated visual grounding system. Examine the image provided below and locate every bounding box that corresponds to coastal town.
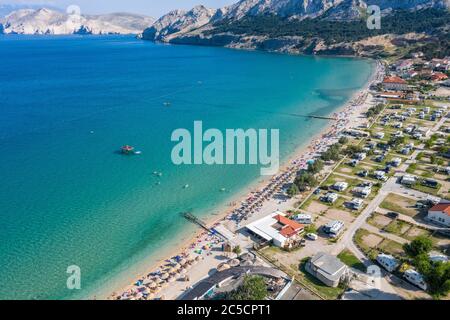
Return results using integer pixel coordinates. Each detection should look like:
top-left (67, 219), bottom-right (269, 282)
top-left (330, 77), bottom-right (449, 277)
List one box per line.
top-left (112, 54), bottom-right (450, 301)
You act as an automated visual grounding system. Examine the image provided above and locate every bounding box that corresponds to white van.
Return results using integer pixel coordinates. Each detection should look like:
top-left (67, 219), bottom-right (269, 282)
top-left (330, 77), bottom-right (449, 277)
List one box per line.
top-left (376, 254), bottom-right (399, 272)
top-left (404, 269), bottom-right (427, 290)
top-left (295, 214), bottom-right (312, 225)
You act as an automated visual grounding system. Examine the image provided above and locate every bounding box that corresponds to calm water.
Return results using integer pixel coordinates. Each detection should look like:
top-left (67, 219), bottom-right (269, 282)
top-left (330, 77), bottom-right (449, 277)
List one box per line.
top-left (0, 35), bottom-right (373, 299)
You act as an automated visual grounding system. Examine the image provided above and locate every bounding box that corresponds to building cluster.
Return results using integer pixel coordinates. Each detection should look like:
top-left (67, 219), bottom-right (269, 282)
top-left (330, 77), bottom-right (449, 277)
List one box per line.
top-left (376, 55), bottom-right (450, 104)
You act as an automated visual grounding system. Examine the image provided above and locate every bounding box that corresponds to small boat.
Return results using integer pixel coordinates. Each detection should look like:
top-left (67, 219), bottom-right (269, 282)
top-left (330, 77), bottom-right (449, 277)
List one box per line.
top-left (183, 184), bottom-right (190, 189)
top-left (135, 151), bottom-right (142, 155)
top-left (121, 145), bottom-right (135, 155)
top-left (163, 102), bottom-right (171, 107)
top-left (220, 188), bottom-right (226, 192)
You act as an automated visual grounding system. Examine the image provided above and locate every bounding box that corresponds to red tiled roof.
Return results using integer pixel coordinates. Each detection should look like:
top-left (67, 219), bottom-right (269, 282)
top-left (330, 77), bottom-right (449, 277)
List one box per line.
top-left (431, 72), bottom-right (448, 81)
top-left (430, 203), bottom-right (450, 216)
top-left (383, 76), bottom-right (407, 84)
top-left (274, 215), bottom-right (304, 237)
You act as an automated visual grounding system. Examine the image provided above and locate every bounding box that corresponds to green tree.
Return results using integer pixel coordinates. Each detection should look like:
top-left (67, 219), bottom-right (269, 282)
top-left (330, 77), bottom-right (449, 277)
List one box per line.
top-left (307, 159), bottom-right (324, 174)
top-left (233, 245), bottom-right (242, 256)
top-left (294, 171), bottom-right (318, 192)
top-left (345, 145), bottom-right (364, 157)
top-left (404, 236), bottom-right (433, 257)
top-left (227, 275), bottom-right (268, 300)
top-left (425, 262), bottom-right (450, 298)
top-left (287, 184), bottom-right (300, 198)
top-left (338, 136), bottom-right (349, 145)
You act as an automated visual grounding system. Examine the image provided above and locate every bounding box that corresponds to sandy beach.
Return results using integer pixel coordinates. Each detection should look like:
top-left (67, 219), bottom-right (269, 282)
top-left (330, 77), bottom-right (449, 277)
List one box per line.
top-left (105, 59), bottom-right (385, 301)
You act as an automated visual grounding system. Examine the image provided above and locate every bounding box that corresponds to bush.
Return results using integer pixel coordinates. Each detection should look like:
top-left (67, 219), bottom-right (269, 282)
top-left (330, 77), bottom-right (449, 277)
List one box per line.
top-left (404, 236), bottom-right (433, 257)
top-left (226, 275), bottom-right (268, 300)
top-left (338, 136), bottom-right (349, 145)
top-left (287, 184), bottom-right (300, 197)
top-left (294, 171), bottom-right (318, 192)
top-left (321, 143), bottom-right (342, 161)
top-left (307, 159), bottom-right (324, 174)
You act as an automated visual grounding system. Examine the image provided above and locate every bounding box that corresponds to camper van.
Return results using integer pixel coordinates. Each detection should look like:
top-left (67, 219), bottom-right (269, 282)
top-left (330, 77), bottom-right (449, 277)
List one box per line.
top-left (295, 214), bottom-right (313, 225)
top-left (323, 220), bottom-right (344, 238)
top-left (404, 269), bottom-right (427, 290)
top-left (376, 254), bottom-right (399, 272)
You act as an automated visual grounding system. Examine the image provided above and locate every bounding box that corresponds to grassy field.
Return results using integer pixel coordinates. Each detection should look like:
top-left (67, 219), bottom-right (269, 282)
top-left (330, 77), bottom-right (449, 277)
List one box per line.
top-left (379, 193), bottom-right (419, 217)
top-left (337, 249), bottom-right (366, 272)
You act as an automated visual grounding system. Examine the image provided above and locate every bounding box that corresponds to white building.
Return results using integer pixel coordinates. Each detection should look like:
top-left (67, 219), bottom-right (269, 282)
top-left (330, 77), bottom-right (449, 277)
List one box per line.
top-left (306, 253), bottom-right (348, 288)
top-left (427, 203), bottom-right (450, 227)
top-left (382, 76), bottom-right (408, 91)
top-left (376, 254), bottom-right (399, 272)
top-left (245, 211), bottom-right (305, 248)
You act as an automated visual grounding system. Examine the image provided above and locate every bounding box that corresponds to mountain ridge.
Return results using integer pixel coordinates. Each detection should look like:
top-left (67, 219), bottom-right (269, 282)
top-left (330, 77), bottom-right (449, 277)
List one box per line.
top-left (141, 0), bottom-right (450, 58)
top-left (0, 8), bottom-right (154, 35)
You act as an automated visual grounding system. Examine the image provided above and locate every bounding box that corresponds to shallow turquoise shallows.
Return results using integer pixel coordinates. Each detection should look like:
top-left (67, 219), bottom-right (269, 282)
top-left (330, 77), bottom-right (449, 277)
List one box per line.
top-left (0, 35), bottom-right (373, 299)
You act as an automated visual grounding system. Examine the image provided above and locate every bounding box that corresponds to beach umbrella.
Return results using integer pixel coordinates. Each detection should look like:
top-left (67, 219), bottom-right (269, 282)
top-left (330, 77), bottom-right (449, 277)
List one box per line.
top-left (228, 252), bottom-right (238, 259)
top-left (179, 259), bottom-right (187, 266)
top-left (228, 259), bottom-right (240, 267)
top-left (161, 273), bottom-right (170, 280)
top-left (217, 263), bottom-right (231, 272)
top-left (168, 276), bottom-right (176, 283)
top-left (135, 292), bottom-right (143, 300)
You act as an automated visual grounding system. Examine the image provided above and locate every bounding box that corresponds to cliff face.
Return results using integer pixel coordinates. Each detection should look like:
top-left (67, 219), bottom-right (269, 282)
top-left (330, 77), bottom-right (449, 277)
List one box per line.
top-left (0, 8), bottom-right (154, 35)
top-left (142, 5), bottom-right (217, 41)
top-left (141, 0), bottom-right (449, 58)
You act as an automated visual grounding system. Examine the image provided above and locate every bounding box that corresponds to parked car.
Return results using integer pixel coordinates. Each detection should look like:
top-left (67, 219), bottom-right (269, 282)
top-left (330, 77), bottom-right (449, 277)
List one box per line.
top-left (386, 212), bottom-right (399, 219)
top-left (306, 233), bottom-right (318, 241)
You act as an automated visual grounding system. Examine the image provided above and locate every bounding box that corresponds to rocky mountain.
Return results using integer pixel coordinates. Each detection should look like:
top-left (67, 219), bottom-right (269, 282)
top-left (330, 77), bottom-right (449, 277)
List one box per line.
top-left (141, 0), bottom-right (450, 58)
top-left (142, 5), bottom-right (217, 41)
top-left (0, 8), bottom-right (154, 35)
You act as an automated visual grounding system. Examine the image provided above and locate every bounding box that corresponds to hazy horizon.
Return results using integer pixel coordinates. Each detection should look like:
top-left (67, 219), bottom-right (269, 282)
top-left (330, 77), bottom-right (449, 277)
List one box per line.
top-left (0, 0), bottom-right (237, 17)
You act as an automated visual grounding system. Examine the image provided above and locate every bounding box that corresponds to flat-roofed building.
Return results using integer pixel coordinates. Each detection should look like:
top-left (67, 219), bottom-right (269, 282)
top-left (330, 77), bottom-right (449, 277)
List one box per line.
top-left (245, 211), bottom-right (304, 248)
top-left (306, 252), bottom-right (348, 287)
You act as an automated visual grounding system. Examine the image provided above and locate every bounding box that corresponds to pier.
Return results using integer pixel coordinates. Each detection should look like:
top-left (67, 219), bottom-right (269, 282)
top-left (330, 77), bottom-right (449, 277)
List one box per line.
top-left (181, 212), bottom-right (227, 241)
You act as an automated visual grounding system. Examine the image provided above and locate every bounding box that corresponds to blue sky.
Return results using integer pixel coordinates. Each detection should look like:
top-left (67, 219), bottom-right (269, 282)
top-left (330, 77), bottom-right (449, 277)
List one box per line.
top-left (0, 0), bottom-right (237, 17)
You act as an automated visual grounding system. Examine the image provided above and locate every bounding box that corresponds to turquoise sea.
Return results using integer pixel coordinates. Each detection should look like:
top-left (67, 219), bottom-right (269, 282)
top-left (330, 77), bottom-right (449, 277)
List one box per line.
top-left (0, 35), bottom-right (373, 299)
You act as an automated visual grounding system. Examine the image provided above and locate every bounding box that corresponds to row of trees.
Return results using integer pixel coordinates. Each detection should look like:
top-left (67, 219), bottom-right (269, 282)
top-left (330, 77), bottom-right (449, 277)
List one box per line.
top-left (403, 236), bottom-right (450, 298)
top-left (287, 137), bottom-right (352, 197)
top-left (366, 104), bottom-right (385, 118)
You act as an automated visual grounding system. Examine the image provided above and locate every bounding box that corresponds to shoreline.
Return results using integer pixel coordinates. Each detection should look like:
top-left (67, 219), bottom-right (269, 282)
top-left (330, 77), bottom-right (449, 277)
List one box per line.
top-left (101, 59), bottom-right (384, 301)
